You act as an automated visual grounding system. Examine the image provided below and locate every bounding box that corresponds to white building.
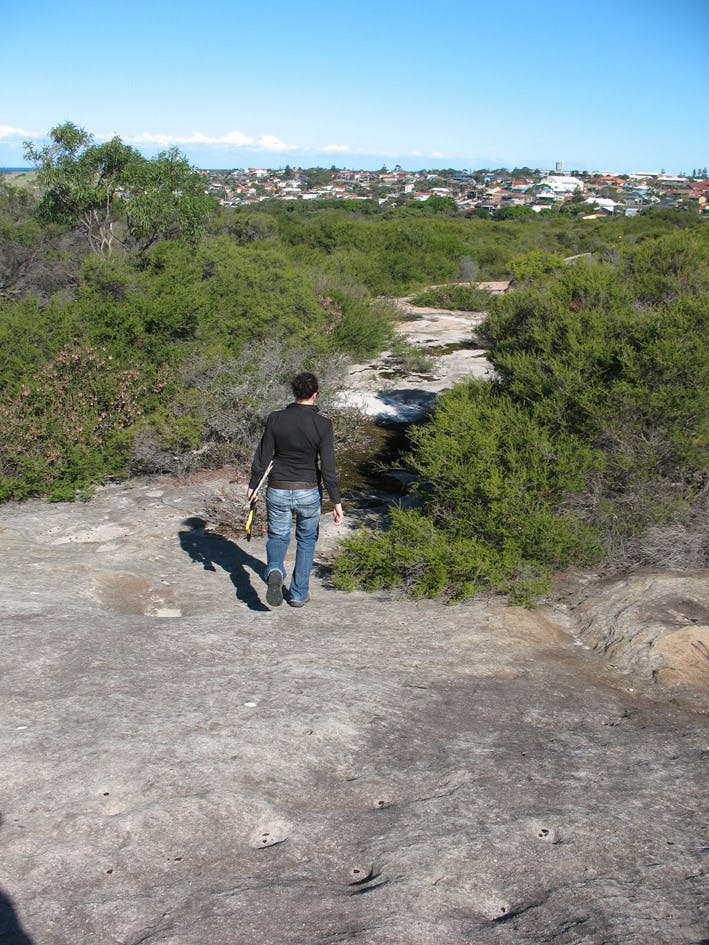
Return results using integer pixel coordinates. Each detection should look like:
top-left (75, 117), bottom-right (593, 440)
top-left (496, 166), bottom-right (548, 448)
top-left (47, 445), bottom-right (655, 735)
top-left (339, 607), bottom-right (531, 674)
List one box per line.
top-left (584, 196), bottom-right (619, 212)
top-left (539, 175), bottom-right (584, 195)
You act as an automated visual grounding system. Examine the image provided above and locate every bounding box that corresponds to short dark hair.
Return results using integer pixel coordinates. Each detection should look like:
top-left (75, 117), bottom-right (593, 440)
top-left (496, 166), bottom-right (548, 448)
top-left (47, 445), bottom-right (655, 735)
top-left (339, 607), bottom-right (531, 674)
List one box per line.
top-left (291, 372), bottom-right (319, 400)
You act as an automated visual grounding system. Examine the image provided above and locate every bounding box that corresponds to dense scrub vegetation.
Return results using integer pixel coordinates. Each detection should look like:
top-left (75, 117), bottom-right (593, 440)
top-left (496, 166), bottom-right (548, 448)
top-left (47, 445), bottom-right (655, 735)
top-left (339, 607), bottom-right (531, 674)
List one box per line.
top-left (0, 222), bottom-right (393, 499)
top-left (1, 142), bottom-right (707, 601)
top-left (334, 227), bottom-right (708, 601)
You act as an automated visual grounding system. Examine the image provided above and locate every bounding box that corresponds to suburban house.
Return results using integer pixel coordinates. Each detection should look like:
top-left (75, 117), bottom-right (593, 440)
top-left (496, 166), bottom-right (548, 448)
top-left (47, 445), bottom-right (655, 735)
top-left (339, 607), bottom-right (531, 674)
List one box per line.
top-left (539, 175), bottom-right (585, 195)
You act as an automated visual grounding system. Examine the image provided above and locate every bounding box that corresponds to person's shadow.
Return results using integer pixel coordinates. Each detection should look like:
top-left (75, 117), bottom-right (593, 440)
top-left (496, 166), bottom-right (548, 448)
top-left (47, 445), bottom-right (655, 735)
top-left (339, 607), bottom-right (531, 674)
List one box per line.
top-left (178, 517), bottom-right (269, 612)
top-left (0, 814), bottom-right (34, 944)
top-left (0, 888), bottom-right (34, 945)
top-left (0, 889), bottom-right (34, 945)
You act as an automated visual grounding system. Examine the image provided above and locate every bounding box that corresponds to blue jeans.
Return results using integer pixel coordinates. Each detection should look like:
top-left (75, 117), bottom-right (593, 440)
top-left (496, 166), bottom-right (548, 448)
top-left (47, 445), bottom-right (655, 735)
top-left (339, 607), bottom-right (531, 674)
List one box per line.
top-left (265, 487), bottom-right (321, 603)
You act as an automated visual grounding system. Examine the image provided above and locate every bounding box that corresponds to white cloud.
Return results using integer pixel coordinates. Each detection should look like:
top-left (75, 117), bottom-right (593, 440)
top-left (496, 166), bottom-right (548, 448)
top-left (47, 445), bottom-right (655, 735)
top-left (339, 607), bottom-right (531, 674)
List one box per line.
top-left (122, 130), bottom-right (256, 147)
top-left (123, 132), bottom-right (175, 146)
top-left (37, 125), bottom-right (445, 162)
top-left (118, 129), bottom-right (302, 151)
top-left (221, 130), bottom-right (253, 146)
top-left (0, 124), bottom-right (37, 139)
top-left (256, 134), bottom-right (297, 151)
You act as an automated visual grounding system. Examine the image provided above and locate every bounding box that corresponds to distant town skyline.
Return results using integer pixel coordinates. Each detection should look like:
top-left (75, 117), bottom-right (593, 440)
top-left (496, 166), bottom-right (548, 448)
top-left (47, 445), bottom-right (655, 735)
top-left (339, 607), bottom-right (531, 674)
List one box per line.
top-left (2, 0), bottom-right (707, 175)
top-left (190, 165), bottom-right (709, 217)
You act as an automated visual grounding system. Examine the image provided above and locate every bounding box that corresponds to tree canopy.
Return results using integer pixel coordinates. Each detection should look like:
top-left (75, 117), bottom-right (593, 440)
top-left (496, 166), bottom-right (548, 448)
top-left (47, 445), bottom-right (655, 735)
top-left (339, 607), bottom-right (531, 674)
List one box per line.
top-left (24, 122), bottom-right (215, 256)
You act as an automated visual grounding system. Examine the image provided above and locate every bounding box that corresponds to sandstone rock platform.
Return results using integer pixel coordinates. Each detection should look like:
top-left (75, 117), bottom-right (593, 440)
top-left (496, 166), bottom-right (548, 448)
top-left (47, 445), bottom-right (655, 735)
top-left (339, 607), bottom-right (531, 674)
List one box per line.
top-left (1, 473), bottom-right (707, 945)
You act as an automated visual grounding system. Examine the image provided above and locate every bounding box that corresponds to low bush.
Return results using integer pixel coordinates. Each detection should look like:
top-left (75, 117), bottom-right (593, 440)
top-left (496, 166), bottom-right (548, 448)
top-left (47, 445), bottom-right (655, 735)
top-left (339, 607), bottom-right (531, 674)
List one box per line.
top-left (506, 250), bottom-right (566, 285)
top-left (1, 193), bottom-right (706, 512)
top-left (387, 336), bottom-right (435, 374)
top-left (0, 344), bottom-right (159, 500)
top-left (409, 284), bottom-right (495, 311)
top-left (128, 343), bottom-right (369, 479)
top-left (334, 381), bottom-right (604, 601)
top-left (331, 294), bottom-right (395, 358)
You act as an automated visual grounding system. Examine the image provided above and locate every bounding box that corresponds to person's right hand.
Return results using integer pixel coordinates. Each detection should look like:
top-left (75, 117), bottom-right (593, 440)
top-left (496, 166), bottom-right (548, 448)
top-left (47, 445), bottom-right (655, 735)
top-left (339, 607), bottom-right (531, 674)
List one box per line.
top-left (333, 503), bottom-right (344, 527)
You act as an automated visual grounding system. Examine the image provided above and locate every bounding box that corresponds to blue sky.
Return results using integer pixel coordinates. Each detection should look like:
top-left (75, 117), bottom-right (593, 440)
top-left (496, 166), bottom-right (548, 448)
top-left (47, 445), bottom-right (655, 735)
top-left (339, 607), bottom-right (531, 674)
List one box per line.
top-left (2, 0), bottom-right (708, 173)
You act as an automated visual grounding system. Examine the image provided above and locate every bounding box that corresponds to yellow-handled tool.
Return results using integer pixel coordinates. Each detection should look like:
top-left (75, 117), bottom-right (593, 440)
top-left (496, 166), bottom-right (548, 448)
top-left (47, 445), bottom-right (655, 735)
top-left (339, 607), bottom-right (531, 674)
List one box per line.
top-left (244, 460), bottom-right (273, 541)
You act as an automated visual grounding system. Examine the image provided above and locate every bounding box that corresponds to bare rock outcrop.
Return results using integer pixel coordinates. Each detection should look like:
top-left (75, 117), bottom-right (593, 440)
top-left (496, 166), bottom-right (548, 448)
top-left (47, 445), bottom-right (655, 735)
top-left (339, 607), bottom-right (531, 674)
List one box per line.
top-left (561, 571), bottom-right (709, 709)
top-left (0, 474), bottom-right (707, 945)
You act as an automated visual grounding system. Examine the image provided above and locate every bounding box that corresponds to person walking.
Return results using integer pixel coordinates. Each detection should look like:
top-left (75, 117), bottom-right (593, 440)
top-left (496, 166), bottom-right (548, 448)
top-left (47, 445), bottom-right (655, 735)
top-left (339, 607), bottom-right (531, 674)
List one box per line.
top-left (247, 372), bottom-right (344, 608)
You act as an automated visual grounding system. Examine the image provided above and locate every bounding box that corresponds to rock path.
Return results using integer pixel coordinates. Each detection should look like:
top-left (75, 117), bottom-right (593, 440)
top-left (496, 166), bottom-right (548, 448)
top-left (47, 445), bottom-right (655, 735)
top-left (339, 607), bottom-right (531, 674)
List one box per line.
top-left (341, 299), bottom-right (492, 421)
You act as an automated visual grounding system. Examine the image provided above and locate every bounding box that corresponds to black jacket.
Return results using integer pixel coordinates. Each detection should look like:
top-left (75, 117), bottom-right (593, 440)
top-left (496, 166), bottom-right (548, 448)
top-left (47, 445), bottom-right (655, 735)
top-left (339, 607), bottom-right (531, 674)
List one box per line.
top-left (249, 403), bottom-right (341, 504)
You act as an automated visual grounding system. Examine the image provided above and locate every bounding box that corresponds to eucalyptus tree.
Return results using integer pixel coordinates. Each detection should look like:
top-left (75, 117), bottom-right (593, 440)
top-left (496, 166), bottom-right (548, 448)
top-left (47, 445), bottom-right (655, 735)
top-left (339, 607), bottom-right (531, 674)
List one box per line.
top-left (122, 147), bottom-right (214, 254)
top-left (25, 122), bottom-right (138, 256)
top-left (25, 122), bottom-right (215, 257)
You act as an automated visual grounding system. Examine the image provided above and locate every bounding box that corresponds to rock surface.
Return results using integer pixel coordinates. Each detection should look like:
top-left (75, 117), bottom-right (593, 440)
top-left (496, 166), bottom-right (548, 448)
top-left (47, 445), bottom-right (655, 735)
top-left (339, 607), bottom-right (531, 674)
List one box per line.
top-left (562, 571), bottom-right (709, 703)
top-left (341, 300), bottom-right (492, 420)
top-left (1, 474), bottom-right (707, 945)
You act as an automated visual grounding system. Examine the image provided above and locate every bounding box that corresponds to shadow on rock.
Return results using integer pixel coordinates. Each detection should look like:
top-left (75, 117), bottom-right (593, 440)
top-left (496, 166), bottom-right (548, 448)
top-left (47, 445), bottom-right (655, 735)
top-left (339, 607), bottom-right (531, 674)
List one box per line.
top-left (0, 887), bottom-right (34, 945)
top-left (178, 517), bottom-right (269, 612)
top-left (375, 387), bottom-right (437, 422)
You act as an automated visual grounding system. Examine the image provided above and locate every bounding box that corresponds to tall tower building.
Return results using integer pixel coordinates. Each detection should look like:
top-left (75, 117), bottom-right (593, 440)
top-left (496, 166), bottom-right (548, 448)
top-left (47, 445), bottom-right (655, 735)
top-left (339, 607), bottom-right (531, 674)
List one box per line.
top-left (555, 161), bottom-right (563, 173)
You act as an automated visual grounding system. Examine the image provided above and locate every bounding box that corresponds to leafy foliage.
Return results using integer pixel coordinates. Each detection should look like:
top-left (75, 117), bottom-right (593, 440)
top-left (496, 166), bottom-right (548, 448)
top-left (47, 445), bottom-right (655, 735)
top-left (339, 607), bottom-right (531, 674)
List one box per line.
top-left (25, 123), bottom-right (138, 255)
top-left (0, 344), bottom-right (158, 500)
top-left (335, 226), bottom-right (708, 602)
top-left (25, 122), bottom-right (215, 256)
top-left (122, 148), bottom-right (215, 253)
top-left (0, 224), bottom-right (393, 497)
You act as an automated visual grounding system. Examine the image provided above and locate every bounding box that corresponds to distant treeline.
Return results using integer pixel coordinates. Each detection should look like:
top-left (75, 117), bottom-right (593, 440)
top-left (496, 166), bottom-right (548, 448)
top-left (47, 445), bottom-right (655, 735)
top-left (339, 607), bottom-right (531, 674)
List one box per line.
top-left (1, 140), bottom-right (707, 599)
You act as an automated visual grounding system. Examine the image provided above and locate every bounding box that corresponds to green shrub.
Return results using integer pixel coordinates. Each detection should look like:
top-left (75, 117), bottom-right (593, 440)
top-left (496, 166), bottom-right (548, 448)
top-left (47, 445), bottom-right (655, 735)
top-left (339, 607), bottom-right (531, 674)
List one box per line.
top-left (507, 250), bottom-right (565, 284)
top-left (70, 237), bottom-right (336, 361)
top-left (335, 381), bottom-right (604, 601)
top-left (388, 336), bottom-right (435, 374)
top-left (331, 294), bottom-right (395, 358)
top-left (0, 297), bottom-right (63, 388)
top-left (2, 195), bottom-right (706, 512)
top-left (129, 409), bottom-right (206, 475)
top-left (334, 506), bottom-right (565, 605)
top-left (409, 284), bottom-right (495, 311)
top-left (0, 344), bottom-right (155, 499)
